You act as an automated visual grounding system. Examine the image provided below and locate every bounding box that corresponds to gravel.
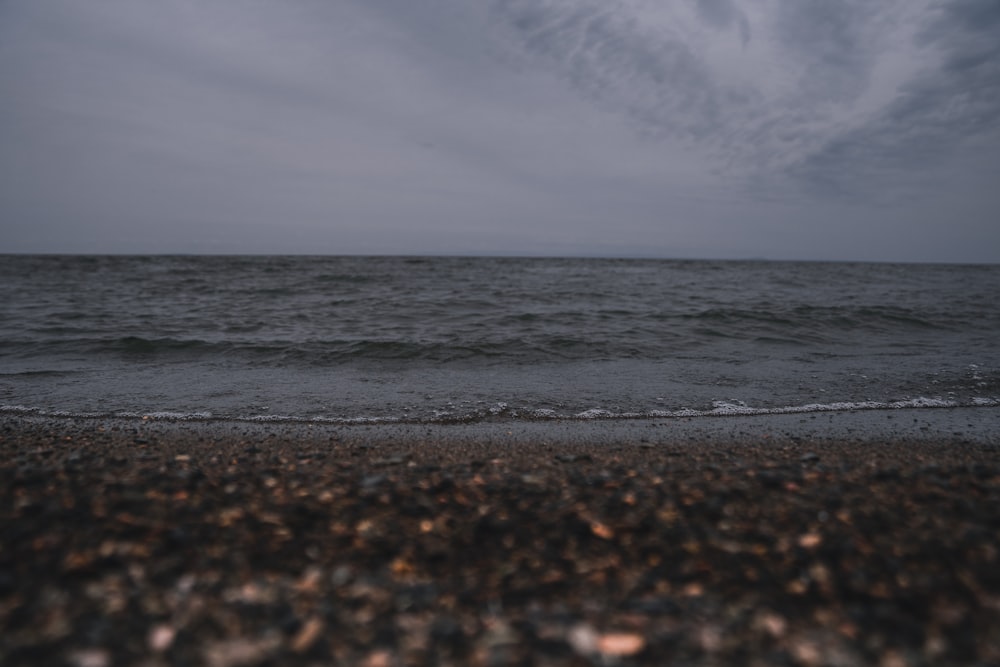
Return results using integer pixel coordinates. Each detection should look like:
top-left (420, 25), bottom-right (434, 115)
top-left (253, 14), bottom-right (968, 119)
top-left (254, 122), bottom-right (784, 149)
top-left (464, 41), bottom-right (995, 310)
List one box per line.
top-left (2, 415), bottom-right (999, 666)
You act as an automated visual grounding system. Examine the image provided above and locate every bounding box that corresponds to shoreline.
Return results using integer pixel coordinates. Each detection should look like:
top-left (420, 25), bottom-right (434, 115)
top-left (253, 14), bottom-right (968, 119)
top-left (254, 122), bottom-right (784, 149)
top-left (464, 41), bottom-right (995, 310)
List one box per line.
top-left (4, 403), bottom-right (1000, 446)
top-left (2, 413), bottom-right (999, 665)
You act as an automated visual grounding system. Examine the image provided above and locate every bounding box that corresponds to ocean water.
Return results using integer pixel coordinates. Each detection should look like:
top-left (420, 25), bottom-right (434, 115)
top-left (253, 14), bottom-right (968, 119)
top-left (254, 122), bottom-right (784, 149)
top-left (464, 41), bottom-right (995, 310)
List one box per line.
top-left (1, 255), bottom-right (998, 424)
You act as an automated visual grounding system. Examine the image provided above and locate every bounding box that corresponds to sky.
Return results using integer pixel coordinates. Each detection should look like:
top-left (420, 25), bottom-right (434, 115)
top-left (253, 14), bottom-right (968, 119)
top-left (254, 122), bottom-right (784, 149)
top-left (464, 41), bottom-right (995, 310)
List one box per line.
top-left (1, 0), bottom-right (998, 262)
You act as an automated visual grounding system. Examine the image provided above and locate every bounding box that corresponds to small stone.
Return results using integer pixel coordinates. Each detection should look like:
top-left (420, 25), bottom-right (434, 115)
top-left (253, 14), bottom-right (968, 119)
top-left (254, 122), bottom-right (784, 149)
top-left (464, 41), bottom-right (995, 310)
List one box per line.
top-left (295, 566), bottom-right (323, 593)
top-left (697, 625), bottom-right (723, 653)
top-left (203, 636), bottom-right (281, 667)
top-left (372, 455), bottom-right (408, 466)
top-left (790, 638), bottom-right (822, 666)
top-left (330, 565), bottom-right (353, 587)
top-left (880, 649), bottom-right (909, 667)
top-left (68, 649), bottom-right (110, 667)
top-left (590, 521), bottom-right (614, 540)
top-left (290, 617), bottom-right (324, 653)
top-left (483, 619), bottom-right (517, 648)
top-left (362, 650), bottom-right (394, 667)
top-left (568, 624), bottom-right (599, 656)
top-left (361, 474), bottom-right (387, 489)
top-left (597, 633), bottom-right (645, 656)
top-left (755, 612), bottom-right (787, 638)
top-left (683, 582), bottom-right (704, 597)
top-left (798, 533), bottom-right (822, 549)
top-left (148, 624), bottom-right (176, 652)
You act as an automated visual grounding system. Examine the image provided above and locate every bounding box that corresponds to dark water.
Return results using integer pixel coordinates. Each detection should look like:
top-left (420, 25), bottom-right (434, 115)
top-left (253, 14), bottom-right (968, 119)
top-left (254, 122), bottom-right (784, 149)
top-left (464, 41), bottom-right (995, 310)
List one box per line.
top-left (1, 255), bottom-right (998, 423)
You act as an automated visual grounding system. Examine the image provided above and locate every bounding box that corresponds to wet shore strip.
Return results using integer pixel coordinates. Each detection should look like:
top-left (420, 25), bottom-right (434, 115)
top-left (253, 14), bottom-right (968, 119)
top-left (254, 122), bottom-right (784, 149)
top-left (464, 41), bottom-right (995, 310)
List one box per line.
top-left (2, 414), bottom-right (999, 666)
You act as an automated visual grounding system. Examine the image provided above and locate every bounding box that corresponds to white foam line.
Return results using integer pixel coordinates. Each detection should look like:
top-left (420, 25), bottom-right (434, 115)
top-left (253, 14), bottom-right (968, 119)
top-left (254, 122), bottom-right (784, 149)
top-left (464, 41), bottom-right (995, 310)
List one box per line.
top-left (2, 396), bottom-right (998, 424)
top-left (569, 397), bottom-right (969, 420)
top-left (972, 397), bottom-right (1000, 407)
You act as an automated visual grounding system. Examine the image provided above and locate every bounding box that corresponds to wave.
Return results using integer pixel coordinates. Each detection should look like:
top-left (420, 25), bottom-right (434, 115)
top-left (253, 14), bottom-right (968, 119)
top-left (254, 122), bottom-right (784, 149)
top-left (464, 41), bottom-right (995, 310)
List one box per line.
top-left (3, 396), bottom-right (997, 426)
top-left (670, 304), bottom-right (954, 342)
top-left (3, 299), bottom-right (980, 365)
top-left (0, 335), bottom-right (668, 364)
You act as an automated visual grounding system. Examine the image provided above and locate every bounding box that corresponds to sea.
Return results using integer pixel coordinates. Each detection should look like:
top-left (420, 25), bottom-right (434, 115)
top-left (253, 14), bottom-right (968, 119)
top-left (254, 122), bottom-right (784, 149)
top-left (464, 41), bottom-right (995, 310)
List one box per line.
top-left (1, 255), bottom-right (998, 425)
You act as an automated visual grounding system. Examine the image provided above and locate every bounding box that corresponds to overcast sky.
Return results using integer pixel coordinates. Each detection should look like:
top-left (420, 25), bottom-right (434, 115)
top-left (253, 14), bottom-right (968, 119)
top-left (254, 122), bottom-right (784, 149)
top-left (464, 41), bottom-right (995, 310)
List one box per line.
top-left (1, 0), bottom-right (998, 261)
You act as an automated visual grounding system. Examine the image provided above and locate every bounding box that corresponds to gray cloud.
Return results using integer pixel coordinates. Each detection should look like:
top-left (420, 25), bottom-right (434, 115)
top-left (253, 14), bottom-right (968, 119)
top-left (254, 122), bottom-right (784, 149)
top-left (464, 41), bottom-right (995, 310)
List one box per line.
top-left (488, 0), bottom-right (882, 170)
top-left (489, 1), bottom-right (733, 144)
top-left (0, 0), bottom-right (997, 261)
top-left (490, 1), bottom-right (1000, 200)
top-left (771, 0), bottom-right (882, 102)
top-left (785, 0), bottom-right (1000, 199)
top-left (694, 0), bottom-right (751, 46)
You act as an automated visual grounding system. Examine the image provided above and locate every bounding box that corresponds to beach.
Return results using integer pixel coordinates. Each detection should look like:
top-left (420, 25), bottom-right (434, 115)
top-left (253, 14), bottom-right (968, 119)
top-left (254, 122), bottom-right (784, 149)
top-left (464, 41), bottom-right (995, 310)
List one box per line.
top-left (2, 411), bottom-right (999, 666)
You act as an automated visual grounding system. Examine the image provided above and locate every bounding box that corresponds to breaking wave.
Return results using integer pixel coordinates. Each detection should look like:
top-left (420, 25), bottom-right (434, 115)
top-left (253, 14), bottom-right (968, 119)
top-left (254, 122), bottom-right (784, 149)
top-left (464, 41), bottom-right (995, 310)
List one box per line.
top-left (3, 396), bottom-right (997, 426)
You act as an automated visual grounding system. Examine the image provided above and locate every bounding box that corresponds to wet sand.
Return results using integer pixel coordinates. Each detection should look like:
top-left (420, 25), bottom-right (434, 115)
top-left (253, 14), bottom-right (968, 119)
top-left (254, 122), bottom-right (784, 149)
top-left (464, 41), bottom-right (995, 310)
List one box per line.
top-left (2, 412), bottom-right (999, 666)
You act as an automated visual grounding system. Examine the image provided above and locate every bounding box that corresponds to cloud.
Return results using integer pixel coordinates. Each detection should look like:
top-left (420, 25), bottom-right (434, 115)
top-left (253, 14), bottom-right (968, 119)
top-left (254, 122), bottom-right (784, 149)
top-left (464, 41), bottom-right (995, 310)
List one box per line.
top-left (694, 0), bottom-right (751, 46)
top-left (489, 1), bottom-right (731, 144)
top-left (489, 1), bottom-right (867, 171)
top-left (488, 0), bottom-right (1000, 200)
top-left (771, 0), bottom-right (884, 102)
top-left (0, 0), bottom-right (997, 260)
top-left (785, 0), bottom-right (1000, 198)
top-left (0, 1), bottom-right (545, 248)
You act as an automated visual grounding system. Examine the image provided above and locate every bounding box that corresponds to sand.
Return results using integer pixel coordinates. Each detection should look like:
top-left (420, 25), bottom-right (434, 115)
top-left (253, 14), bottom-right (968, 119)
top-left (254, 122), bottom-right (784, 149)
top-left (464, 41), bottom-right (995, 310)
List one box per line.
top-left (2, 411), bottom-right (999, 666)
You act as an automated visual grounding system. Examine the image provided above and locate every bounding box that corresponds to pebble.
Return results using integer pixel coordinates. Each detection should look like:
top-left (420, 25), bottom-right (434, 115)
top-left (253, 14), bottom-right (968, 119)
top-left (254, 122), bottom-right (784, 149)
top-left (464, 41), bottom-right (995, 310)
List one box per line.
top-left (596, 632), bottom-right (645, 656)
top-left (3, 416), bottom-right (999, 666)
top-left (67, 649), bottom-right (110, 667)
top-left (290, 617), bottom-right (324, 653)
top-left (148, 624), bottom-right (176, 652)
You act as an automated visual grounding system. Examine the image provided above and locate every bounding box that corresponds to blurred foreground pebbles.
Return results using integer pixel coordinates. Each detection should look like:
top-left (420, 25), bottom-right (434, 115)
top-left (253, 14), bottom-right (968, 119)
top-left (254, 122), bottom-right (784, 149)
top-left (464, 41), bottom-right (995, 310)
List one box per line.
top-left (1, 417), bottom-right (999, 666)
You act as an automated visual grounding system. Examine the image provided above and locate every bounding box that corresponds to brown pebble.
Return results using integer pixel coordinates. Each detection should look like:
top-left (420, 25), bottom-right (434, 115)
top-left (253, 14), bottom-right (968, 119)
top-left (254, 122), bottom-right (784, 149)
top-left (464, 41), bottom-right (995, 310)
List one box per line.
top-left (290, 617), bottom-right (324, 653)
top-left (597, 632), bottom-right (645, 656)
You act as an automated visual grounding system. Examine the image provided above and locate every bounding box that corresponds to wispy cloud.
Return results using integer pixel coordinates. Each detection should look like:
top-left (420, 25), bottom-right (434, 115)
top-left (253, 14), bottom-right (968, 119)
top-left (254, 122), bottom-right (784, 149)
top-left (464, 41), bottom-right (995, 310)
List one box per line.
top-left (488, 0), bottom-right (999, 199)
top-left (0, 0), bottom-right (997, 260)
top-left (784, 0), bottom-right (1000, 196)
